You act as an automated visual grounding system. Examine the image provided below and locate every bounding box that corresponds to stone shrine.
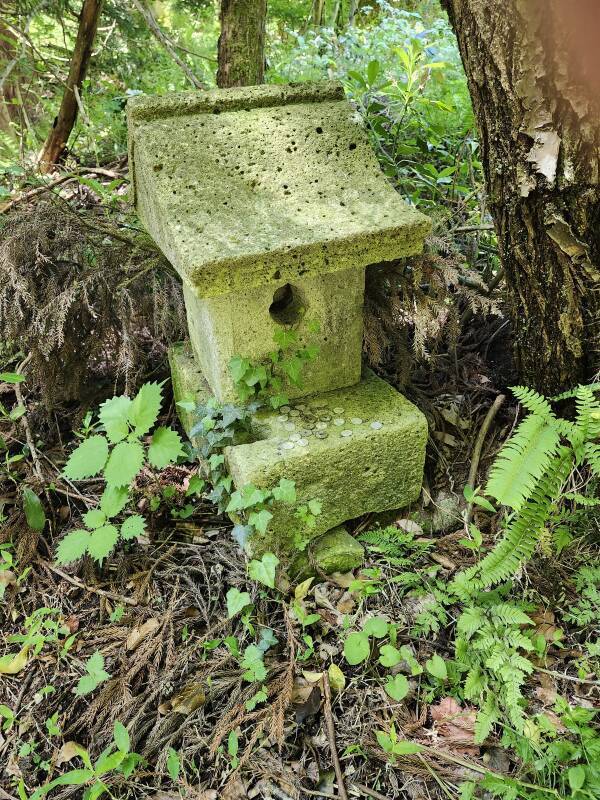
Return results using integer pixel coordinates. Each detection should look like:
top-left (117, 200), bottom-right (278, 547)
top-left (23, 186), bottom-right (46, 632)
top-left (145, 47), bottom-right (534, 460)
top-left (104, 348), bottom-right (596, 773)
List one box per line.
top-left (128, 81), bottom-right (430, 566)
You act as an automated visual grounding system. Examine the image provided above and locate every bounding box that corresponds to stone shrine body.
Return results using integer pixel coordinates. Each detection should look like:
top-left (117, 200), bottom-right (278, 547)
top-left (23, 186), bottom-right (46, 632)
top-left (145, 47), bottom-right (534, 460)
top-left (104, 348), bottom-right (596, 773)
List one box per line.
top-left (128, 81), bottom-right (430, 567)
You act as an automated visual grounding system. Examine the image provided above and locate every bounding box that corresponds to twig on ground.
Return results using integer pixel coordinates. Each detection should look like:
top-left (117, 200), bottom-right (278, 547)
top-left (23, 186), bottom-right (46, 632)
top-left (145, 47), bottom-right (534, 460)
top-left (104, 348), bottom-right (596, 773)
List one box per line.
top-left (0, 168), bottom-right (125, 214)
top-left (536, 666), bottom-right (600, 687)
top-left (322, 671), bottom-right (349, 800)
top-left (41, 561), bottom-right (139, 606)
top-left (352, 783), bottom-right (394, 800)
top-left (465, 393), bottom-right (506, 523)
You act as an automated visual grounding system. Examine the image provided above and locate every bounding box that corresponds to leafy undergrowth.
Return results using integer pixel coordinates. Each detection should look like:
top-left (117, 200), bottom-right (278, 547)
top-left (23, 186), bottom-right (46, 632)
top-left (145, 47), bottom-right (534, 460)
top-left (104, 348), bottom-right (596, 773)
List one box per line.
top-left (1, 418), bottom-right (600, 800)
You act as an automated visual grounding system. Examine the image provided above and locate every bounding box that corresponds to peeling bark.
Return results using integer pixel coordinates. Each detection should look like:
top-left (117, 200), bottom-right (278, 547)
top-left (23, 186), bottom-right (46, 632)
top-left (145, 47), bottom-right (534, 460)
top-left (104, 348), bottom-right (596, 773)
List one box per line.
top-left (217, 0), bottom-right (267, 88)
top-left (442, 0), bottom-right (600, 394)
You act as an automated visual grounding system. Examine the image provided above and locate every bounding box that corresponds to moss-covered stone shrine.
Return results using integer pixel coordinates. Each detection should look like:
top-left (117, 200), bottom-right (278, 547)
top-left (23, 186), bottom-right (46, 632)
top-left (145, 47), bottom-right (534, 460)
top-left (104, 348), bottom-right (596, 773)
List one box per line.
top-left (128, 81), bottom-right (430, 568)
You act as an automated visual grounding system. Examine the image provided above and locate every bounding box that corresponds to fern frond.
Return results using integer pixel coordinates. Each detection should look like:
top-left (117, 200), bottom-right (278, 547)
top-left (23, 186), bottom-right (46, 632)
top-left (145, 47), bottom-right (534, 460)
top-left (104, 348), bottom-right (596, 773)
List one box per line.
top-left (585, 443), bottom-right (600, 477)
top-left (485, 414), bottom-right (561, 510)
top-left (510, 386), bottom-right (557, 421)
top-left (551, 382), bottom-right (600, 401)
top-left (455, 448), bottom-right (574, 592)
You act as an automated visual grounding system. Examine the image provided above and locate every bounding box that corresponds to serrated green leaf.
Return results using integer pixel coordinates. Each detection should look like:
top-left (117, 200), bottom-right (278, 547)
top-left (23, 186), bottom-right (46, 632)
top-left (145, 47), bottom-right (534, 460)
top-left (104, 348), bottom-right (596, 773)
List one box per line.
top-left (120, 514), bottom-right (146, 541)
top-left (88, 525), bottom-right (119, 563)
top-left (148, 427), bottom-right (185, 469)
top-left (113, 720), bottom-right (130, 754)
top-left (344, 631), bottom-right (370, 665)
top-left (104, 440), bottom-right (144, 488)
top-left (247, 552), bottom-right (279, 588)
top-left (128, 382), bottom-right (163, 437)
top-left (63, 436), bottom-right (109, 480)
top-left (100, 485), bottom-right (129, 518)
top-left (385, 674), bottom-right (409, 701)
top-left (56, 530), bottom-right (91, 564)
top-left (83, 509), bottom-right (106, 530)
top-left (99, 395), bottom-right (132, 443)
top-left (22, 488), bottom-right (46, 532)
top-left (240, 644), bottom-right (267, 682)
top-left (226, 587), bottom-right (251, 618)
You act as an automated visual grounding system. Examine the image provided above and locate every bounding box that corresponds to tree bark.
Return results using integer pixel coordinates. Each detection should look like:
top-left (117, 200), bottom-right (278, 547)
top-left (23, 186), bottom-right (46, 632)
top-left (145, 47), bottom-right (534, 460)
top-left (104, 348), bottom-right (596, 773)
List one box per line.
top-left (441, 0), bottom-right (600, 394)
top-left (217, 0), bottom-right (267, 88)
top-left (39, 0), bottom-right (103, 172)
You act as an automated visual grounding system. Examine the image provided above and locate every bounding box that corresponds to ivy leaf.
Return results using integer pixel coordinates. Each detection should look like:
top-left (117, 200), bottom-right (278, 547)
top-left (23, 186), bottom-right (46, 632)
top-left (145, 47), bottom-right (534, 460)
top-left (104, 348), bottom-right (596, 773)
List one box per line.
top-left (229, 356), bottom-right (251, 384)
top-left (56, 530), bottom-right (91, 564)
top-left (63, 435), bottom-right (109, 480)
top-left (104, 440), bottom-right (144, 487)
top-left (247, 552), bottom-right (279, 588)
top-left (87, 524), bottom-right (119, 563)
top-left (128, 382), bottom-right (163, 437)
top-left (272, 478), bottom-right (296, 504)
top-left (148, 427), bottom-right (185, 469)
top-left (248, 509), bottom-right (273, 535)
top-left (379, 644), bottom-right (402, 668)
top-left (344, 631), bottom-right (370, 665)
top-left (281, 356), bottom-right (303, 386)
top-left (120, 515), bottom-right (146, 541)
top-left (100, 485), bottom-right (129, 519)
top-left (426, 654), bottom-right (448, 681)
top-left (226, 587), bottom-right (252, 618)
top-left (385, 674), bottom-right (409, 701)
top-left (83, 509), bottom-right (106, 530)
top-left (99, 396), bottom-right (132, 443)
top-left (22, 488), bottom-right (46, 532)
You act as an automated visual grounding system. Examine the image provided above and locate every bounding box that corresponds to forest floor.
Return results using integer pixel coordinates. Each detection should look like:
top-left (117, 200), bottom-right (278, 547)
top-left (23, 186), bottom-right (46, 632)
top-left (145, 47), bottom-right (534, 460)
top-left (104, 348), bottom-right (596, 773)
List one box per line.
top-left (1, 168), bottom-right (599, 800)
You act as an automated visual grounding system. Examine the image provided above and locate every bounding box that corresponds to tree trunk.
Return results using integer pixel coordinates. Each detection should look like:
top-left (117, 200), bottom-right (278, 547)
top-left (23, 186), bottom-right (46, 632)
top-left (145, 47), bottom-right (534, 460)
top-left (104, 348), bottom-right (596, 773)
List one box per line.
top-left (39, 0), bottom-right (103, 172)
top-left (442, 0), bottom-right (600, 394)
top-left (311, 0), bottom-right (325, 27)
top-left (217, 0), bottom-right (267, 88)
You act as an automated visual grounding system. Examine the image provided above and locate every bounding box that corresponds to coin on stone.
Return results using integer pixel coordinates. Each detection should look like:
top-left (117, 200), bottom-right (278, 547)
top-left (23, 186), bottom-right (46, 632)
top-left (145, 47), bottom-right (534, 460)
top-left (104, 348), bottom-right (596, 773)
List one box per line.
top-left (290, 433), bottom-right (301, 442)
top-left (297, 438), bottom-right (309, 447)
top-left (296, 404), bottom-right (307, 411)
top-left (284, 422), bottom-right (296, 431)
top-left (333, 406), bottom-right (345, 414)
top-left (333, 418), bottom-right (345, 426)
top-left (351, 417), bottom-right (363, 425)
top-left (301, 429), bottom-right (313, 438)
top-left (280, 406), bottom-right (291, 413)
top-left (315, 421), bottom-right (328, 431)
top-left (289, 409), bottom-right (300, 417)
top-left (277, 415), bottom-right (288, 423)
top-left (315, 431), bottom-right (328, 439)
top-left (281, 441), bottom-right (295, 450)
top-left (371, 421), bottom-right (384, 430)
top-left (341, 429), bottom-right (353, 437)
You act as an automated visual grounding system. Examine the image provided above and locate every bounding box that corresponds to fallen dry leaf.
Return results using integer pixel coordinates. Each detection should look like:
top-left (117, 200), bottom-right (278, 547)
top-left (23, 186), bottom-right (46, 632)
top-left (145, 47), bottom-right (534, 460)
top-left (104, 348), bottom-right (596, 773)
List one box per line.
top-left (0, 645), bottom-right (29, 675)
top-left (430, 696), bottom-right (479, 756)
top-left (159, 682), bottom-right (206, 715)
top-left (56, 741), bottom-right (86, 767)
top-left (531, 609), bottom-right (560, 643)
top-left (126, 617), bottom-right (160, 651)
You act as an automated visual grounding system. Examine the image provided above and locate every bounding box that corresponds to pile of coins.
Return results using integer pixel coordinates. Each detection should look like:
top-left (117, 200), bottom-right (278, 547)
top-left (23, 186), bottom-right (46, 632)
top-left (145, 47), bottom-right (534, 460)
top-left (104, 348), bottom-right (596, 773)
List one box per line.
top-left (272, 402), bottom-right (385, 453)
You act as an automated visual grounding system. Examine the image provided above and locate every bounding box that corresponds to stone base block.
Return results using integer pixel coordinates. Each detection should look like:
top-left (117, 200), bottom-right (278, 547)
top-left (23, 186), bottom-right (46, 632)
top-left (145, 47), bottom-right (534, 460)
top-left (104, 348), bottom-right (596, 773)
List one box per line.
top-left (291, 527), bottom-right (365, 578)
top-left (169, 342), bottom-right (427, 556)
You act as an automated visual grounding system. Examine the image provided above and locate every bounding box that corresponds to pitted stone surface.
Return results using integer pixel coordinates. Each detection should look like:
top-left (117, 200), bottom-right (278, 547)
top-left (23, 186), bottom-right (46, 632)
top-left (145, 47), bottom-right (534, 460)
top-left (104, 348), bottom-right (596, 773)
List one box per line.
top-left (128, 81), bottom-right (430, 298)
top-left (184, 266), bottom-right (364, 402)
top-left (170, 342), bottom-right (427, 556)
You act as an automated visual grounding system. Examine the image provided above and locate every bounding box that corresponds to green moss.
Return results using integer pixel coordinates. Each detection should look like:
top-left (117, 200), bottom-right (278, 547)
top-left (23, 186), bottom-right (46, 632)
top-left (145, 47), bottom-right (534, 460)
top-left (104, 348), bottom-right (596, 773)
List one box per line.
top-left (291, 527), bottom-right (365, 578)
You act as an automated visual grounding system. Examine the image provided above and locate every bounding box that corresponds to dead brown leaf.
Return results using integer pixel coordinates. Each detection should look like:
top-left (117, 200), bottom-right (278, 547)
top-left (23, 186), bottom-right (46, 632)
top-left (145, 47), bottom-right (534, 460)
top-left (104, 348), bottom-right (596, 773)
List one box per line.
top-left (430, 697), bottom-right (479, 756)
top-left (126, 617), bottom-right (160, 651)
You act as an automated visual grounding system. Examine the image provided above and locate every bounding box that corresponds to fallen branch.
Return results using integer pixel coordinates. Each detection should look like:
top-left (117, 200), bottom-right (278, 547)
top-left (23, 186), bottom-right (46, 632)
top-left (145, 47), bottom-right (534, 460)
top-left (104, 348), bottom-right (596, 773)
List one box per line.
top-left (0, 167), bottom-right (125, 214)
top-left (322, 671), bottom-right (349, 800)
top-left (42, 561), bottom-right (139, 606)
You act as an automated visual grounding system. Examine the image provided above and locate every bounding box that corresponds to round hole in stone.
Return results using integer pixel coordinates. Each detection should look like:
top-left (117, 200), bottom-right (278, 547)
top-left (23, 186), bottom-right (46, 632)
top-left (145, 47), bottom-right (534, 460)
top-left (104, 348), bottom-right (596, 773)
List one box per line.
top-left (269, 283), bottom-right (305, 325)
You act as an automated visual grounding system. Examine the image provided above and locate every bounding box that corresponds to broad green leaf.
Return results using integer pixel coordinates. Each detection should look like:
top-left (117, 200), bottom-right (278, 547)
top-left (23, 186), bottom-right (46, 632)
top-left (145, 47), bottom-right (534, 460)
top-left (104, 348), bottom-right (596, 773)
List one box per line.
top-left (100, 485), bottom-right (129, 518)
top-left (22, 488), bottom-right (46, 532)
top-left (568, 765), bottom-right (586, 791)
top-left (229, 356), bottom-right (251, 384)
top-left (120, 514), bottom-right (146, 541)
top-left (272, 478), bottom-right (297, 504)
top-left (344, 631), bottom-right (370, 665)
top-left (226, 587), bottom-right (251, 618)
top-left (362, 616), bottom-right (388, 639)
top-left (379, 644), bottom-right (402, 668)
top-left (113, 720), bottom-right (130, 753)
top-left (248, 508), bottom-right (273, 535)
top-left (328, 663), bottom-right (346, 692)
top-left (166, 747), bottom-right (180, 782)
top-left (56, 530), bottom-right (91, 564)
top-left (385, 674), bottom-right (409, 701)
top-left (88, 525), bottom-right (119, 563)
top-left (94, 750), bottom-right (125, 776)
top-left (0, 372), bottom-right (25, 383)
top-left (63, 436), bottom-right (109, 480)
top-left (104, 440), bottom-right (144, 487)
top-left (248, 552), bottom-right (279, 588)
top-left (128, 382), bottom-right (163, 437)
top-left (83, 509), bottom-right (106, 530)
top-left (425, 654), bottom-right (448, 681)
top-left (148, 427), bottom-right (185, 469)
top-left (392, 740), bottom-right (423, 755)
top-left (99, 395), bottom-right (132, 443)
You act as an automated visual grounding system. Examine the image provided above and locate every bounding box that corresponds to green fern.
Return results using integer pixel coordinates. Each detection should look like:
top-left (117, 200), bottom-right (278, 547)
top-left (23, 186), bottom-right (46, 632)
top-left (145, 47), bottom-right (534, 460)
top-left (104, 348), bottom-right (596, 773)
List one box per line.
top-left (453, 384), bottom-right (600, 594)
